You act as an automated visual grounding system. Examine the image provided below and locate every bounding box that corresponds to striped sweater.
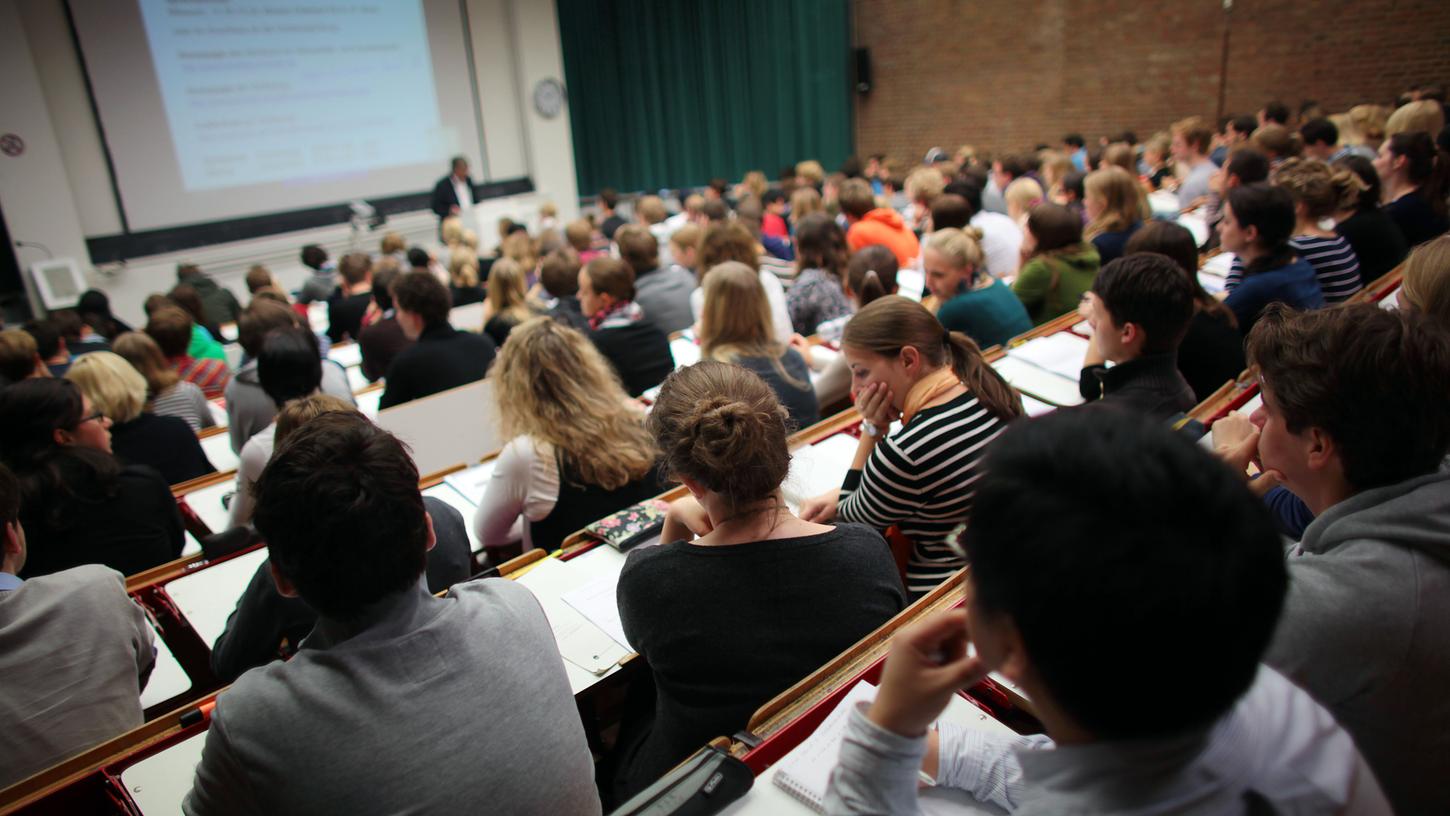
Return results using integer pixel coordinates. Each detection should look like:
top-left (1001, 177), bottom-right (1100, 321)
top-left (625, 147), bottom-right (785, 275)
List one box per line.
top-left (1224, 235), bottom-right (1362, 303)
top-left (836, 391), bottom-right (1010, 596)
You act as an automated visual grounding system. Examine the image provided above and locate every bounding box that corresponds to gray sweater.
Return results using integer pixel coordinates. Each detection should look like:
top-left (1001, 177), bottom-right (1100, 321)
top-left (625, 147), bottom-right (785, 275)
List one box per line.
top-left (184, 578), bottom-right (601, 815)
top-left (224, 357), bottom-right (356, 454)
top-left (1265, 465), bottom-right (1450, 816)
top-left (632, 266), bottom-right (698, 335)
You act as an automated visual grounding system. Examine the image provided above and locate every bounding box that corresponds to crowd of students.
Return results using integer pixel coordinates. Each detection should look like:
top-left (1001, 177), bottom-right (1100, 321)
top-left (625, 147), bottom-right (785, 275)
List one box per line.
top-left (1, 84), bottom-right (1448, 815)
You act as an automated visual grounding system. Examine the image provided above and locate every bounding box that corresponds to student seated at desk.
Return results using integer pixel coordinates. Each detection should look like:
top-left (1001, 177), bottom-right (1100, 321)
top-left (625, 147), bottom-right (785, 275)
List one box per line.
top-left (0, 463), bottom-right (157, 790)
top-left (1376, 131), bottom-right (1450, 247)
top-left (184, 412), bottom-right (600, 815)
top-left (356, 261), bottom-right (412, 382)
top-left (145, 306), bottom-right (230, 399)
top-left (1398, 233), bottom-right (1450, 320)
top-left (1011, 203), bottom-right (1100, 326)
top-left (473, 318), bottom-right (661, 561)
top-left (1077, 254), bottom-right (1198, 420)
top-left (446, 252), bottom-right (486, 308)
top-left (0, 379), bottom-right (183, 578)
top-left (228, 328), bottom-right (327, 529)
top-left (697, 262), bottom-right (819, 428)
top-left (1216, 304), bottom-right (1450, 815)
top-left (690, 221), bottom-right (794, 343)
top-left (112, 332), bottom-right (216, 432)
top-left (65, 352), bottom-right (215, 486)
top-left (210, 396), bottom-right (471, 682)
top-left (800, 297), bottom-right (1021, 596)
top-left (325, 253), bottom-right (373, 344)
top-left (1123, 222), bottom-right (1245, 402)
top-left (795, 245), bottom-right (901, 411)
top-left (1218, 183), bottom-right (1326, 335)
top-left (481, 258), bottom-right (543, 347)
top-left (615, 225), bottom-right (696, 335)
top-left (787, 214), bottom-right (855, 337)
top-left (226, 300), bottom-right (355, 453)
top-left (826, 408), bottom-right (1388, 814)
top-left (611, 361), bottom-right (905, 799)
top-left (379, 271), bottom-right (497, 410)
top-left (1332, 154), bottom-right (1409, 284)
top-left (1082, 166), bottom-right (1144, 265)
top-left (1266, 157), bottom-right (1366, 303)
top-left (923, 228), bottom-right (1031, 349)
top-left (578, 258), bottom-right (673, 398)
top-left (538, 248), bottom-right (591, 332)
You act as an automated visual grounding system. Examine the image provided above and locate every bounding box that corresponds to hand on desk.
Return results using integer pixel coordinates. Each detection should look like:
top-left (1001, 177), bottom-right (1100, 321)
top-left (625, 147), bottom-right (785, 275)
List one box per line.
top-left (662, 496), bottom-right (713, 543)
top-left (799, 490), bottom-right (839, 523)
top-left (869, 609), bottom-right (987, 739)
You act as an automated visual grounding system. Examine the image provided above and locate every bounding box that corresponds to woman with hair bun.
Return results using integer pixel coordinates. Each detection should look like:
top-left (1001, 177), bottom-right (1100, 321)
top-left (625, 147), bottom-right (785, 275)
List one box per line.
top-left (611, 360), bottom-right (905, 797)
top-left (800, 296), bottom-right (1022, 596)
top-left (1268, 157), bottom-right (1366, 302)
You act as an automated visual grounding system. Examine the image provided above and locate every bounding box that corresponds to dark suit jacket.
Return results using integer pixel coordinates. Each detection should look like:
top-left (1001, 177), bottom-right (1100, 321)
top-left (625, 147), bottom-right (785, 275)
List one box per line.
top-left (326, 291), bottom-right (372, 344)
top-left (430, 175), bottom-right (477, 219)
top-left (209, 496), bottom-right (475, 681)
top-left (378, 324), bottom-right (497, 409)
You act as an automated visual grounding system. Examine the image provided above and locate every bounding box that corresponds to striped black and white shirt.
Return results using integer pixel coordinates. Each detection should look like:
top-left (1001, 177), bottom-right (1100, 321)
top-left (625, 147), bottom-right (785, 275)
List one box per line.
top-left (836, 391), bottom-right (1010, 596)
top-left (1224, 235), bottom-right (1362, 303)
top-left (150, 380), bottom-right (216, 432)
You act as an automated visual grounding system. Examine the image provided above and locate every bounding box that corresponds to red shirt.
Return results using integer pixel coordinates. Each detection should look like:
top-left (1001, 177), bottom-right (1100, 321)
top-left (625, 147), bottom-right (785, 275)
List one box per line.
top-left (175, 355), bottom-right (231, 399)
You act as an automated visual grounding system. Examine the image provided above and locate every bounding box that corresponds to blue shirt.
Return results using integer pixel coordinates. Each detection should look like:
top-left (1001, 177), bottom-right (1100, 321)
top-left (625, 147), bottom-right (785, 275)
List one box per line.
top-left (937, 278), bottom-right (1034, 349)
top-left (1224, 257), bottom-right (1325, 336)
top-left (0, 572), bottom-right (22, 591)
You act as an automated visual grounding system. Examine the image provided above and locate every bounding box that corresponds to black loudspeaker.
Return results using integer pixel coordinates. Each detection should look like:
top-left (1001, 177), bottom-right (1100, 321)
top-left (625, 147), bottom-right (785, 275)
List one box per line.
top-left (854, 47), bottom-right (872, 94)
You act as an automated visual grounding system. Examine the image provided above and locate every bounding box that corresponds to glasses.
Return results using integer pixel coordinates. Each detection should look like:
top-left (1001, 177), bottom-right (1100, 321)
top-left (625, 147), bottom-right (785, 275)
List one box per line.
top-left (76, 411), bottom-right (106, 427)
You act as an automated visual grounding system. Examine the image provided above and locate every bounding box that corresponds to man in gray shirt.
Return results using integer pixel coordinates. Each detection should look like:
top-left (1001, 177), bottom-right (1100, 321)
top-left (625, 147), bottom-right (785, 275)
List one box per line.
top-left (183, 413), bottom-right (600, 815)
top-left (614, 225), bottom-right (697, 334)
top-left (0, 464), bottom-right (155, 789)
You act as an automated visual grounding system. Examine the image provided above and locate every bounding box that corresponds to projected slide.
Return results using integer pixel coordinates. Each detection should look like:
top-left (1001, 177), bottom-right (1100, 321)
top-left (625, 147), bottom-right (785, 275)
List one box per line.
top-left (138, 0), bottom-right (449, 191)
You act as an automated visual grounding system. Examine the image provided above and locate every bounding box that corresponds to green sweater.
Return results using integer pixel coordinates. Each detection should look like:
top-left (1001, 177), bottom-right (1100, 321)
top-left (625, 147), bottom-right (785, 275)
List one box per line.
top-left (188, 324), bottom-right (227, 362)
top-left (1012, 243), bottom-right (1100, 325)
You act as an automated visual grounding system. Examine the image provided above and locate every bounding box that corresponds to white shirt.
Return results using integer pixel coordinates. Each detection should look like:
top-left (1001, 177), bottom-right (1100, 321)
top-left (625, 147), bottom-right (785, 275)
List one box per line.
top-left (971, 210), bottom-right (1025, 278)
top-left (452, 176), bottom-right (474, 213)
top-left (228, 424), bottom-right (275, 530)
top-left (472, 436), bottom-right (560, 551)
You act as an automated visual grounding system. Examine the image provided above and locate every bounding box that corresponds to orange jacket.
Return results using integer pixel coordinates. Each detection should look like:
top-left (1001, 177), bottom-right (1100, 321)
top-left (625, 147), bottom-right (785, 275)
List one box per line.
top-left (846, 208), bottom-right (920, 268)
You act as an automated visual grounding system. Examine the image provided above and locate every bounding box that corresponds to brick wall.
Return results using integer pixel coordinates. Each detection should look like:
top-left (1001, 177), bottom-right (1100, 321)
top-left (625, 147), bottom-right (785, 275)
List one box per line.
top-left (854, 0), bottom-right (1450, 166)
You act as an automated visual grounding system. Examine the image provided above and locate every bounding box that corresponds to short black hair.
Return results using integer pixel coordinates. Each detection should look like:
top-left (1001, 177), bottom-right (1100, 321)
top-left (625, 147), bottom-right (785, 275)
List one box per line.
top-left (929, 194), bottom-right (972, 230)
top-left (1299, 117), bottom-right (1338, 147)
top-left (962, 408), bottom-right (1287, 740)
top-left (371, 263), bottom-right (401, 311)
top-left (1224, 147), bottom-right (1271, 185)
top-left (1060, 170), bottom-right (1086, 201)
top-left (257, 326), bottom-right (322, 408)
top-left (945, 177), bottom-right (985, 214)
top-left (1334, 154), bottom-right (1382, 211)
top-left (1262, 101), bottom-right (1290, 125)
top-left (253, 412), bottom-right (427, 619)
top-left (1230, 115), bottom-right (1258, 137)
top-left (300, 244), bottom-right (328, 271)
top-left (1063, 133), bottom-right (1085, 148)
top-left (598, 187), bottom-right (619, 210)
top-left (1226, 183), bottom-right (1296, 252)
top-left (762, 188), bottom-right (787, 206)
top-left (406, 247), bottom-right (431, 270)
top-left (450, 155), bottom-right (468, 171)
top-left (22, 320), bottom-right (62, 359)
top-left (1091, 254), bottom-right (1195, 354)
top-left (391, 270), bottom-right (452, 328)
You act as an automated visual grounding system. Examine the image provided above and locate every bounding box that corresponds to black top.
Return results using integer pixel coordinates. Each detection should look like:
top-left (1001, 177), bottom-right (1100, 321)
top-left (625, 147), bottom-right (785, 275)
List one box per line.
top-left (589, 321), bottom-right (674, 397)
top-left (1177, 309), bottom-right (1247, 403)
top-left (17, 460), bottom-right (184, 578)
top-left (1335, 207), bottom-right (1410, 283)
top-left (326, 292), bottom-right (373, 343)
top-left (1090, 222), bottom-right (1142, 266)
top-left (733, 351), bottom-right (819, 430)
top-left (209, 496), bottom-right (474, 682)
top-left (527, 456), bottom-right (663, 553)
top-left (1383, 190), bottom-right (1450, 248)
top-left (450, 285), bottom-right (486, 308)
top-left (379, 324), bottom-right (497, 409)
top-left (484, 312), bottom-right (528, 347)
top-left (601, 214), bottom-right (627, 240)
top-left (358, 315), bottom-right (412, 382)
top-left (1079, 352), bottom-right (1197, 421)
top-left (110, 413), bottom-right (216, 486)
top-left (614, 523), bottom-right (905, 794)
top-left (546, 297), bottom-right (591, 333)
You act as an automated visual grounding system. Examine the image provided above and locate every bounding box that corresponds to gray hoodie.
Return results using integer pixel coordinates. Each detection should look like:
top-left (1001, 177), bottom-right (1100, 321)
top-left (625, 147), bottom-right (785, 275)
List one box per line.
top-left (224, 358), bottom-right (357, 453)
top-left (1265, 465), bottom-right (1450, 816)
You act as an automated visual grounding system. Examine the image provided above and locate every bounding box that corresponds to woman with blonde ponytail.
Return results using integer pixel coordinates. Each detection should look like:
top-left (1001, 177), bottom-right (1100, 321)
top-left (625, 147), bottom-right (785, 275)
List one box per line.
top-left (800, 296), bottom-right (1021, 596)
top-left (611, 360), bottom-right (905, 797)
top-left (1269, 157), bottom-right (1365, 302)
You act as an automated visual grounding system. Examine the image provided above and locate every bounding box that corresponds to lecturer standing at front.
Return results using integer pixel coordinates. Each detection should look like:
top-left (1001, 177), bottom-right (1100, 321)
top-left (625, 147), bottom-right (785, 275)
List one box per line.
top-left (431, 156), bottom-right (476, 231)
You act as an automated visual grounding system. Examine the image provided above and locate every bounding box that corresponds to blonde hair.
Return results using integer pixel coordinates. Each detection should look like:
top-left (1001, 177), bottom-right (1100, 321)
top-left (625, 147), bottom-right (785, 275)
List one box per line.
top-left (795, 160), bottom-right (826, 186)
top-left (538, 202), bottom-right (558, 219)
top-left (1005, 177), bottom-right (1045, 221)
top-left (564, 219), bottom-right (593, 251)
top-left (440, 217), bottom-right (464, 245)
top-left (459, 228), bottom-right (479, 252)
top-left (1084, 166), bottom-right (1144, 239)
top-left (1252, 124), bottom-right (1302, 159)
top-left (738, 170), bottom-right (768, 200)
top-left (789, 187), bottom-right (823, 224)
top-left (698, 262), bottom-right (802, 388)
top-left (1385, 100), bottom-right (1446, 140)
top-left (485, 258), bottom-right (538, 324)
top-left (636, 195), bottom-right (668, 225)
top-left (669, 223), bottom-right (702, 255)
top-left (1401, 234), bottom-right (1450, 325)
top-left (923, 227), bottom-right (986, 280)
top-left (1271, 157), bottom-right (1365, 219)
top-left (493, 317), bottom-right (657, 489)
top-left (274, 394), bottom-right (356, 449)
top-left (1348, 104), bottom-right (1390, 146)
top-left (111, 331), bottom-right (180, 399)
top-left (905, 167), bottom-right (946, 204)
top-left (448, 252), bottom-right (480, 289)
top-left (501, 231), bottom-right (537, 272)
top-left (1101, 143), bottom-right (1136, 174)
top-left (65, 351), bottom-right (147, 424)
top-left (1038, 150), bottom-right (1074, 192)
top-left (380, 232), bottom-right (406, 255)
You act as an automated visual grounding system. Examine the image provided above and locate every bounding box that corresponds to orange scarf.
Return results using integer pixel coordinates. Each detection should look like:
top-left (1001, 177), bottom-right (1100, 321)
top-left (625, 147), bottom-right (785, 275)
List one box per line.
top-left (900, 366), bottom-right (961, 426)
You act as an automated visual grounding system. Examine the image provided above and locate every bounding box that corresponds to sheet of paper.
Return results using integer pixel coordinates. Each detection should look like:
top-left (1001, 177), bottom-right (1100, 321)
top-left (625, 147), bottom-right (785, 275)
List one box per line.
top-left (513, 557), bottom-right (631, 690)
top-left (1201, 251), bottom-right (1235, 277)
top-left (561, 570), bottom-right (630, 650)
top-left (1006, 331), bottom-right (1090, 381)
top-left (1177, 213), bottom-right (1210, 247)
top-left (306, 302), bottom-right (329, 332)
top-left (1197, 272), bottom-right (1226, 294)
top-left (1021, 394), bottom-right (1055, 417)
top-left (448, 302), bottom-right (487, 333)
top-left (990, 356), bottom-right (1084, 407)
top-left (442, 460), bottom-right (498, 508)
top-left (895, 267), bottom-right (925, 301)
top-left (121, 732), bottom-right (207, 816)
top-left (198, 434), bottom-right (239, 476)
top-left (1239, 392), bottom-right (1263, 416)
top-left (1380, 286), bottom-right (1401, 310)
top-left (165, 547), bottom-right (271, 649)
top-left (421, 482), bottom-right (483, 553)
top-left (345, 364), bottom-right (369, 393)
top-left (670, 336), bottom-right (701, 368)
top-left (327, 341), bottom-right (363, 369)
top-left (355, 388), bottom-right (383, 419)
top-left (139, 626), bottom-right (192, 709)
top-left (182, 531), bottom-right (202, 558)
top-left (782, 433), bottom-right (861, 506)
top-left (1147, 189), bottom-right (1180, 217)
top-left (207, 399), bottom-right (228, 428)
top-left (182, 478), bottom-right (236, 536)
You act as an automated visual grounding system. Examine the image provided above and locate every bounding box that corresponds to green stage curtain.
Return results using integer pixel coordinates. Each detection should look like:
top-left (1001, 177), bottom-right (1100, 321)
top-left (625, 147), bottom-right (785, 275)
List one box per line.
top-left (556, 0), bottom-right (853, 196)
